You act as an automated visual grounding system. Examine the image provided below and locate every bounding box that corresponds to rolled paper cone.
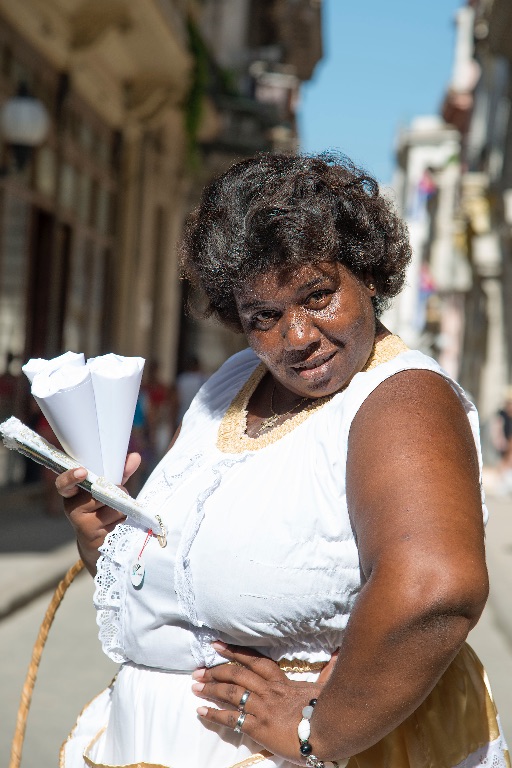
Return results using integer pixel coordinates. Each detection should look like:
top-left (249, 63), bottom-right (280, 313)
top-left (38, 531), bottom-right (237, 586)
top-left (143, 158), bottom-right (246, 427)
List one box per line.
top-left (30, 363), bottom-right (104, 476)
top-left (22, 351), bottom-right (85, 384)
top-left (88, 354), bottom-right (145, 484)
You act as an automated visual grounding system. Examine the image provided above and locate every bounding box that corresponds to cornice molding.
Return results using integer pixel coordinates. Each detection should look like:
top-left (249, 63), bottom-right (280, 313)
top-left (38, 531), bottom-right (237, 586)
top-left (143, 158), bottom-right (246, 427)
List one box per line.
top-left (69, 0), bottom-right (132, 51)
top-left (0, 0), bottom-right (193, 127)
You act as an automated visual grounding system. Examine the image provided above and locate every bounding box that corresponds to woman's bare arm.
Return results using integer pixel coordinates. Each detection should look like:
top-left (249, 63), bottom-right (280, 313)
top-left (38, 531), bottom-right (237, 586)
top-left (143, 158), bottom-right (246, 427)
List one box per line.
top-left (310, 368), bottom-right (488, 759)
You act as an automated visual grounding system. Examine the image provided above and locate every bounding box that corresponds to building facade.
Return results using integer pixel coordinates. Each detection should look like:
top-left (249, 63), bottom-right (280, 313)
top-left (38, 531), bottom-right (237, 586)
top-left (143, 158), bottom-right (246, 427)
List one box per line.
top-left (178, 0), bottom-right (323, 373)
top-left (0, 0), bottom-right (193, 386)
top-left (386, 116), bottom-right (466, 379)
top-left (0, 0), bottom-right (323, 484)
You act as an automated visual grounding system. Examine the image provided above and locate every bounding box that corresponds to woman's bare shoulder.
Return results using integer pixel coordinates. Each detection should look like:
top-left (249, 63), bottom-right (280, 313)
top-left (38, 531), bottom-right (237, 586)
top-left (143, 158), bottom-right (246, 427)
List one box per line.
top-left (350, 367), bottom-right (473, 454)
top-left (346, 367), bottom-right (485, 591)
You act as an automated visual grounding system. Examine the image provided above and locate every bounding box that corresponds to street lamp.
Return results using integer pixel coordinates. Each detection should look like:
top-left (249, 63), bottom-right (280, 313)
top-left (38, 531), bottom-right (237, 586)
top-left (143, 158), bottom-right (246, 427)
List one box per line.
top-left (0, 83), bottom-right (50, 172)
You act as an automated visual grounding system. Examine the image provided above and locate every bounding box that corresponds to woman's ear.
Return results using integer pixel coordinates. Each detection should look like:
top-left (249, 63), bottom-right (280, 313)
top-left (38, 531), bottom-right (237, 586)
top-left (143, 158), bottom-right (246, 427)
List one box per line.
top-left (361, 271), bottom-right (376, 295)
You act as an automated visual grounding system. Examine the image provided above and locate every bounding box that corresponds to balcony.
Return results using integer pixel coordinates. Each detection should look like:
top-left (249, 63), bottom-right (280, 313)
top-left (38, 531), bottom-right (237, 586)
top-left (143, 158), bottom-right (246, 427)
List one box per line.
top-left (201, 95), bottom-right (278, 154)
top-left (488, 0), bottom-right (512, 62)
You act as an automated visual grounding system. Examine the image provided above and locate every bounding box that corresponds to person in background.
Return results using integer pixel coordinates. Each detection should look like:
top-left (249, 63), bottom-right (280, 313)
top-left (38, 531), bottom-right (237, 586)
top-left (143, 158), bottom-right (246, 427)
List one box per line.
top-left (0, 352), bottom-right (24, 487)
top-left (143, 359), bottom-right (179, 462)
top-left (0, 351), bottom-right (18, 421)
top-left (126, 387), bottom-right (151, 497)
top-left (22, 397), bottom-right (63, 514)
top-left (127, 361), bottom-right (179, 497)
top-left (490, 387), bottom-right (512, 494)
top-left (176, 355), bottom-right (208, 424)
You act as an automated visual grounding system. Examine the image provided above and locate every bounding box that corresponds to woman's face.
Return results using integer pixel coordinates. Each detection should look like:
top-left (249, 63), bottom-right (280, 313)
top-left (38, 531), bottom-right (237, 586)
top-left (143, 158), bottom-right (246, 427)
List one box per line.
top-left (234, 261), bottom-right (377, 398)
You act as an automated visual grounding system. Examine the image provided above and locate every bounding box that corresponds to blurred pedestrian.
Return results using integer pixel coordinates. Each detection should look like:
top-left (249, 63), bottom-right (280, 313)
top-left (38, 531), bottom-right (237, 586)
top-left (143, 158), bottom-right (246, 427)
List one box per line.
top-left (0, 351), bottom-right (23, 485)
top-left (490, 387), bottom-right (512, 493)
top-left (176, 355), bottom-right (208, 424)
top-left (142, 360), bottom-right (178, 460)
top-left (28, 404), bottom-right (63, 515)
top-left (0, 351), bottom-right (18, 421)
top-left (126, 362), bottom-right (178, 497)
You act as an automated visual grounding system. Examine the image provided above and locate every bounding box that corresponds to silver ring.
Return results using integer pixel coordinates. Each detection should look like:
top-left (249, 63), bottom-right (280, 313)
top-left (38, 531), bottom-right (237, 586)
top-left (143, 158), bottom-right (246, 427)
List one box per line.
top-left (234, 711), bottom-right (247, 733)
top-left (238, 689), bottom-right (251, 712)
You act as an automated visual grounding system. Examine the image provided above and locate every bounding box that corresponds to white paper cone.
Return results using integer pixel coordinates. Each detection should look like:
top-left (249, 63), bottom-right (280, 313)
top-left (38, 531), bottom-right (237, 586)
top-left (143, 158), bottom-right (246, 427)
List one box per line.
top-left (88, 354), bottom-right (145, 484)
top-left (22, 351), bottom-right (85, 384)
top-left (23, 351), bottom-right (144, 484)
top-left (30, 364), bottom-right (104, 476)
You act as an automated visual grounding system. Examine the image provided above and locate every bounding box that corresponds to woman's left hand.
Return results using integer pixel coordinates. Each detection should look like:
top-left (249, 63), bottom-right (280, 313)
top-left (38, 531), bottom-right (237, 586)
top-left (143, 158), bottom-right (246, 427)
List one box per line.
top-left (192, 641), bottom-right (337, 763)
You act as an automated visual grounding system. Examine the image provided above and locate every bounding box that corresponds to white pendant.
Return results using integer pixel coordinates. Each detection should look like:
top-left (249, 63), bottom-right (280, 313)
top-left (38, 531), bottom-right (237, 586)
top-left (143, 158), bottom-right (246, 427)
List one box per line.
top-left (130, 558), bottom-right (145, 588)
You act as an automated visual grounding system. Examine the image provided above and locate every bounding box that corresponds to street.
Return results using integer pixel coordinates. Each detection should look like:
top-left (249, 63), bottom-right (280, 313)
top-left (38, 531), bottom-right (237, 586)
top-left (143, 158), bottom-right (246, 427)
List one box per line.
top-left (0, 489), bottom-right (511, 767)
top-left (1, 573), bottom-right (117, 768)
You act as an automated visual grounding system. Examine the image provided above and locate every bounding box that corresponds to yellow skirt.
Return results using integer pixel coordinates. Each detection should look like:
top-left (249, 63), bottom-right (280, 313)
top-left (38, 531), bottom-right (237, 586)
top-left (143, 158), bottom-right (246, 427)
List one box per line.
top-left (61, 644), bottom-right (510, 768)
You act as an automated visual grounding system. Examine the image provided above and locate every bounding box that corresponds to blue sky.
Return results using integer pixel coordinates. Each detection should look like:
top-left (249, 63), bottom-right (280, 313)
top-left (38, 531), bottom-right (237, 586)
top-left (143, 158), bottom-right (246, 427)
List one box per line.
top-left (298, 0), bottom-right (462, 183)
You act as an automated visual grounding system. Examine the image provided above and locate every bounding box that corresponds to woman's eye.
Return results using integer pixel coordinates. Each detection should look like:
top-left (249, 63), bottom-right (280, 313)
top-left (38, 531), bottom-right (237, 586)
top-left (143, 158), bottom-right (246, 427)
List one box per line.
top-left (306, 290), bottom-right (332, 308)
top-left (251, 311), bottom-right (279, 329)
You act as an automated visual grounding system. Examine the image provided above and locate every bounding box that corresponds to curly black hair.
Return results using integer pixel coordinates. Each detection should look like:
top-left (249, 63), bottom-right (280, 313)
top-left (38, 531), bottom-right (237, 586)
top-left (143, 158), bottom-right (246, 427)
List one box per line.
top-left (181, 152), bottom-right (411, 331)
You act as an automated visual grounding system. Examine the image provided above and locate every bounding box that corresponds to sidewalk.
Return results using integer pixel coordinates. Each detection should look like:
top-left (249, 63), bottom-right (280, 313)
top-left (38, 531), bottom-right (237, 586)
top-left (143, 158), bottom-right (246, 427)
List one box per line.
top-left (481, 467), bottom-right (512, 642)
top-left (1, 473), bottom-right (512, 632)
top-left (0, 482), bottom-right (79, 619)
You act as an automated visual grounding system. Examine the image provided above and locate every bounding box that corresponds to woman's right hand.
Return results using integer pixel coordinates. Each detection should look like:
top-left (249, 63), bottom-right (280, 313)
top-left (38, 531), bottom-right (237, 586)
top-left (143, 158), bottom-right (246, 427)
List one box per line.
top-left (55, 452), bottom-right (141, 575)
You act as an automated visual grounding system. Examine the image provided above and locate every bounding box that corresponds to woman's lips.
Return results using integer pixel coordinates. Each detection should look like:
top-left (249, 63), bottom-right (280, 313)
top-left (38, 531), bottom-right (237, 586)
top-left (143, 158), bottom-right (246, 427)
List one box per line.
top-left (291, 351), bottom-right (336, 379)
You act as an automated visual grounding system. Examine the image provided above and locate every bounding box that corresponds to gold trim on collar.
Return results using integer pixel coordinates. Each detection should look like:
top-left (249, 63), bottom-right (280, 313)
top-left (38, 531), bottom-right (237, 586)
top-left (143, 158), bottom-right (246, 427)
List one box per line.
top-left (277, 659), bottom-right (327, 673)
top-left (216, 334), bottom-right (408, 454)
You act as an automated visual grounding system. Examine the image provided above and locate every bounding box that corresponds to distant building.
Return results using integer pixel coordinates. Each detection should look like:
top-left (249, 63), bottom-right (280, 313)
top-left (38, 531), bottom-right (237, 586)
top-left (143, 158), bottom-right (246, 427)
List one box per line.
top-left (386, 116), bottom-right (465, 377)
top-left (0, 1), bottom-right (194, 392)
top-left (442, 0), bottom-right (512, 421)
top-left (389, 0), bottom-right (512, 427)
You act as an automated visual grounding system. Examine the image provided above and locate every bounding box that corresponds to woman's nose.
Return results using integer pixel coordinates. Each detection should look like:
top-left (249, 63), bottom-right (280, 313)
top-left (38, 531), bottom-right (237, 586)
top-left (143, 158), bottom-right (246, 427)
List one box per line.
top-left (281, 310), bottom-right (321, 349)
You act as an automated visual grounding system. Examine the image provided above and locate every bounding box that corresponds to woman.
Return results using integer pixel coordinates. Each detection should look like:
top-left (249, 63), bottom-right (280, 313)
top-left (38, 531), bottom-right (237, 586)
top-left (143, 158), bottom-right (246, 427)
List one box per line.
top-left (56, 153), bottom-right (509, 768)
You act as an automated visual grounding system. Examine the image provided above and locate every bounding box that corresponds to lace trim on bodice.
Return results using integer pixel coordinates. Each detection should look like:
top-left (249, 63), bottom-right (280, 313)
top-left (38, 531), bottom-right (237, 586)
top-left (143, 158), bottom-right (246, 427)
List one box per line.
top-left (94, 522), bottom-right (137, 663)
top-left (93, 452), bottom-right (207, 663)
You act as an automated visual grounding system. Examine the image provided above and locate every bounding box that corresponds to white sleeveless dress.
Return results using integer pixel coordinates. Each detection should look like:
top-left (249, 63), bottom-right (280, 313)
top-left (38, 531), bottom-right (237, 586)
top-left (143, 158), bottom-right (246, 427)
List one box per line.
top-left (61, 336), bottom-right (510, 768)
